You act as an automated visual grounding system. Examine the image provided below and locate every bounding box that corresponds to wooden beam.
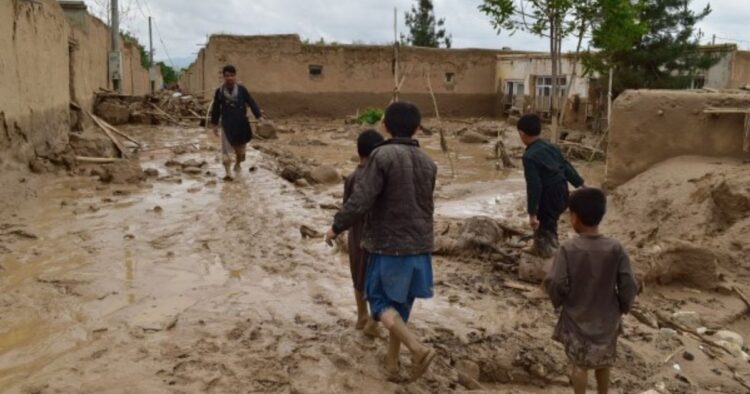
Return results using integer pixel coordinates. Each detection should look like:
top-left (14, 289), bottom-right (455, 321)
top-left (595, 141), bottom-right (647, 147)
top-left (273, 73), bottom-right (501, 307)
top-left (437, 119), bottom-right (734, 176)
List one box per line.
top-left (704, 107), bottom-right (750, 114)
top-left (76, 156), bottom-right (119, 164)
top-left (84, 110), bottom-right (130, 159)
top-left (745, 113), bottom-right (750, 153)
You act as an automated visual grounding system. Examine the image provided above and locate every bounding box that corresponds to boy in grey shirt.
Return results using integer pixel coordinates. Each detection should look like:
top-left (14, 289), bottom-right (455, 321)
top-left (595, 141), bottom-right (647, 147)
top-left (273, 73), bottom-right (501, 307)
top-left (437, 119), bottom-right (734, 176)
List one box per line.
top-left (545, 188), bottom-right (638, 394)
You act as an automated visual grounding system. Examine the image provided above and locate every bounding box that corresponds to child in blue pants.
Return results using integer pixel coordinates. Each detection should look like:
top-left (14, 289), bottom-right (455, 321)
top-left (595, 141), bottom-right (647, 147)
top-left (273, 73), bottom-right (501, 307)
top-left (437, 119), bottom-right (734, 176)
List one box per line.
top-left (327, 102), bottom-right (438, 381)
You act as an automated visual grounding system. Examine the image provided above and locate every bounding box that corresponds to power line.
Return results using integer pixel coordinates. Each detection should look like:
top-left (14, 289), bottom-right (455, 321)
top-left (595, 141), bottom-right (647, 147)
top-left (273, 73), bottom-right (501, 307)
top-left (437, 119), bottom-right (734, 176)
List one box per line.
top-left (132, 0), bottom-right (176, 69)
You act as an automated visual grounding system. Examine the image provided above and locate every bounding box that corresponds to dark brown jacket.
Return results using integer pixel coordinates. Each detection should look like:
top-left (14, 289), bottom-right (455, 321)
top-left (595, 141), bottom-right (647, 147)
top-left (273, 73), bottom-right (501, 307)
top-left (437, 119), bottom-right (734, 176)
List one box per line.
top-left (333, 139), bottom-right (437, 256)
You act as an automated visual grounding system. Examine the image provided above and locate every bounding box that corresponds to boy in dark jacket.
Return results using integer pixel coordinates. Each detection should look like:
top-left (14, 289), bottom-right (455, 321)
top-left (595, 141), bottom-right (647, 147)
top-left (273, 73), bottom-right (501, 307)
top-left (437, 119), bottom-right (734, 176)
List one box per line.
top-left (326, 102), bottom-right (437, 381)
top-left (345, 129), bottom-right (385, 337)
top-left (209, 64), bottom-right (265, 179)
top-left (517, 114), bottom-right (584, 257)
top-left (545, 187), bottom-right (638, 394)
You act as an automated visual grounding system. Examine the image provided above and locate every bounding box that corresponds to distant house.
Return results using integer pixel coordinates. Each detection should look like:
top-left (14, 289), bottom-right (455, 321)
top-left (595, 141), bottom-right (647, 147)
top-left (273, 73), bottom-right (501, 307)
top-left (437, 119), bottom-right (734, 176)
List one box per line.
top-left (495, 44), bottom-right (750, 130)
top-left (496, 52), bottom-right (594, 129)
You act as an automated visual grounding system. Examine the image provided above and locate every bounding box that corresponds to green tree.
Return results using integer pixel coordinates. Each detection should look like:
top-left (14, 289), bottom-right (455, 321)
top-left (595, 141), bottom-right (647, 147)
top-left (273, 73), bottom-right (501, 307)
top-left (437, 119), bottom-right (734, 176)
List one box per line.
top-left (584, 0), bottom-right (718, 95)
top-left (479, 0), bottom-right (591, 141)
top-left (403, 0), bottom-right (452, 48)
top-left (158, 62), bottom-right (179, 84)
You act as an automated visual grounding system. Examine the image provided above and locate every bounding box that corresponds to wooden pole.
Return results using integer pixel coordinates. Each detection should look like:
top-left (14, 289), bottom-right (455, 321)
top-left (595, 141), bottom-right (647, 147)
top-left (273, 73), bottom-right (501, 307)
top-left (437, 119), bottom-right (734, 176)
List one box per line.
top-left (393, 7), bottom-right (400, 102)
top-left (607, 67), bottom-right (614, 130)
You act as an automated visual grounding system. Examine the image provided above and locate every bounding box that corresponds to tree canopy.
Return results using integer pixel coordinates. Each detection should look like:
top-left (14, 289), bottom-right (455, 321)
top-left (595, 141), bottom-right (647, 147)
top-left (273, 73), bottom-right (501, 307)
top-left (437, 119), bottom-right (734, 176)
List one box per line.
top-left (403, 0), bottom-right (452, 48)
top-left (584, 0), bottom-right (718, 94)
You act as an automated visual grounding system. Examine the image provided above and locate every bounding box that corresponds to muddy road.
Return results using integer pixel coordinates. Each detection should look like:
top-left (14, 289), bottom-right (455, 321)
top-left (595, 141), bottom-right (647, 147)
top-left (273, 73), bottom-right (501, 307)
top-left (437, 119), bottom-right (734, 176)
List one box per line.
top-left (1, 118), bottom-right (749, 394)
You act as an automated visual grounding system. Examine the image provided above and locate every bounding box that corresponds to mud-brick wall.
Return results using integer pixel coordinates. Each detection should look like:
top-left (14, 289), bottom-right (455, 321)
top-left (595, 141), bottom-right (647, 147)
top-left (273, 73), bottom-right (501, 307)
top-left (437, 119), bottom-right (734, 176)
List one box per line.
top-left (0, 0), bottom-right (70, 165)
top-left (197, 34), bottom-right (501, 117)
top-left (606, 90), bottom-right (750, 187)
top-left (121, 41), bottom-right (151, 96)
top-left (67, 12), bottom-right (110, 111)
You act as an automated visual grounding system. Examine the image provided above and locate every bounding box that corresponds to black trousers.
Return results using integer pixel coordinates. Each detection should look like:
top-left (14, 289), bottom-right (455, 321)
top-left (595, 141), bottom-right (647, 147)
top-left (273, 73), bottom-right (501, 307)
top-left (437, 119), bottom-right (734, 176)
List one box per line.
top-left (535, 181), bottom-right (569, 257)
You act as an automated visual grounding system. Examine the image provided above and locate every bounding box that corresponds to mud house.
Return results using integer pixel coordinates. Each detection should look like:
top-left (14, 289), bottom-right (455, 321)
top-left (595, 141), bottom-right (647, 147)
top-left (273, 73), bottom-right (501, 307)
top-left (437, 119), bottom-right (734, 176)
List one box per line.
top-left (180, 34), bottom-right (532, 118)
top-left (495, 52), bottom-right (593, 128)
top-left (695, 44), bottom-right (750, 89)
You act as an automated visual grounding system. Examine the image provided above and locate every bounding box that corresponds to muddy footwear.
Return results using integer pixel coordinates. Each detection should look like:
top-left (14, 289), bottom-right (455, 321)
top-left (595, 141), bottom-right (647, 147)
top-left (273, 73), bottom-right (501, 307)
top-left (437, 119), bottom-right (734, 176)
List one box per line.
top-left (410, 348), bottom-right (436, 381)
top-left (385, 335), bottom-right (404, 382)
top-left (384, 311), bottom-right (435, 381)
top-left (363, 319), bottom-right (385, 338)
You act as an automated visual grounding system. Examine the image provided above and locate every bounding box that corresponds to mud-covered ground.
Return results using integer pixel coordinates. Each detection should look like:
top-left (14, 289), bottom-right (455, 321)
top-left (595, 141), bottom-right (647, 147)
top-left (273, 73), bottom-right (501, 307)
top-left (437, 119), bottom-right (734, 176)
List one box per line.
top-left (1, 118), bottom-right (749, 394)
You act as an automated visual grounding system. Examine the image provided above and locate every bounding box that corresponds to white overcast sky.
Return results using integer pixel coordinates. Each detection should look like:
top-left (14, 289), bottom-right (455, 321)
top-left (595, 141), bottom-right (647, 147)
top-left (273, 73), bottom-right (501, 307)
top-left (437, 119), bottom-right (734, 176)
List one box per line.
top-left (82, 0), bottom-right (750, 68)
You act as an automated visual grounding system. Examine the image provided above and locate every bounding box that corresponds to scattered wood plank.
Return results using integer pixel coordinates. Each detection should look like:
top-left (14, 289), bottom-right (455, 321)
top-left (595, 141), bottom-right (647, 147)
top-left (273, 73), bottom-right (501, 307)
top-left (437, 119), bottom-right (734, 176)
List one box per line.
top-left (655, 310), bottom-right (736, 356)
top-left (732, 286), bottom-right (750, 312)
top-left (150, 103), bottom-right (181, 125)
top-left (703, 107), bottom-right (750, 114)
top-left (76, 156), bottom-right (119, 164)
top-left (89, 113), bottom-right (142, 148)
top-left (744, 114), bottom-right (750, 153)
top-left (84, 110), bottom-right (130, 159)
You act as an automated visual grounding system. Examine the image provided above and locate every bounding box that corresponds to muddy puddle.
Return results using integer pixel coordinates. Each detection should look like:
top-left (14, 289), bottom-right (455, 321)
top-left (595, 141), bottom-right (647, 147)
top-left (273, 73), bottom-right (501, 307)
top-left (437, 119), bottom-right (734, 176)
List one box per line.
top-left (1, 117), bottom-right (749, 394)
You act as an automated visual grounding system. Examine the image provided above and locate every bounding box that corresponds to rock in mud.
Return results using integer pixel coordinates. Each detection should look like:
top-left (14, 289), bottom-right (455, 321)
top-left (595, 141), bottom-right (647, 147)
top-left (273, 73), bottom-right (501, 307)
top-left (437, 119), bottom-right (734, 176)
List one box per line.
top-left (143, 168), bottom-right (159, 177)
top-left (714, 330), bottom-right (744, 347)
top-left (670, 311), bottom-right (702, 330)
top-left (643, 239), bottom-right (726, 290)
top-left (300, 225), bottom-right (322, 239)
top-left (518, 254), bottom-right (551, 284)
top-left (255, 122), bottom-right (278, 139)
top-left (458, 216), bottom-right (506, 252)
top-left (69, 130), bottom-right (117, 158)
top-left (181, 159), bottom-right (207, 168)
top-left (95, 101), bottom-right (130, 125)
top-left (294, 178), bottom-right (310, 188)
top-left (182, 166), bottom-right (202, 175)
top-left (309, 165), bottom-right (341, 184)
top-left (456, 360), bottom-right (482, 389)
top-left (711, 178), bottom-right (750, 227)
top-left (459, 131), bottom-right (490, 144)
top-left (95, 160), bottom-right (145, 184)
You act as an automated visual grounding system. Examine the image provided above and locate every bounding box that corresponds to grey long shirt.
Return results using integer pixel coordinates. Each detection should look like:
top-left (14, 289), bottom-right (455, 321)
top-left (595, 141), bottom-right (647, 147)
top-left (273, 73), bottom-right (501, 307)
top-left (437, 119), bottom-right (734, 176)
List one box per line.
top-left (545, 235), bottom-right (638, 344)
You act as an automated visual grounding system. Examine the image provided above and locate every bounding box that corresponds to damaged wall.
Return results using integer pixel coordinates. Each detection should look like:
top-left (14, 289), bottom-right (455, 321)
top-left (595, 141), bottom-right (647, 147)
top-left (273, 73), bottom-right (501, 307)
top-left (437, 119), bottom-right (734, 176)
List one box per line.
top-left (65, 8), bottom-right (110, 111)
top-left (184, 34), bottom-right (508, 117)
top-left (606, 90), bottom-right (750, 187)
top-left (0, 0), bottom-right (71, 165)
top-left (63, 4), bottom-right (155, 109)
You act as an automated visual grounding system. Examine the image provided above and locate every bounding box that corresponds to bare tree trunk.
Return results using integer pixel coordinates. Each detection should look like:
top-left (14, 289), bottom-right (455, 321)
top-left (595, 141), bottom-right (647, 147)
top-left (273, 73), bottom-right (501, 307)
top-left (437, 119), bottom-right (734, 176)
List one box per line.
top-left (549, 14), bottom-right (560, 143)
top-left (559, 16), bottom-right (588, 128)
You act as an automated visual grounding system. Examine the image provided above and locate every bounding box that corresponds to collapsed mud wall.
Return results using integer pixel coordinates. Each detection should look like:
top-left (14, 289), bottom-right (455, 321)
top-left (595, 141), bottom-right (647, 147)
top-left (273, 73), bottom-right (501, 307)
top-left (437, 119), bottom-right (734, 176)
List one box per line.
top-left (186, 34), bottom-right (503, 117)
top-left (0, 0), bottom-right (71, 165)
top-left (606, 90), bottom-right (750, 187)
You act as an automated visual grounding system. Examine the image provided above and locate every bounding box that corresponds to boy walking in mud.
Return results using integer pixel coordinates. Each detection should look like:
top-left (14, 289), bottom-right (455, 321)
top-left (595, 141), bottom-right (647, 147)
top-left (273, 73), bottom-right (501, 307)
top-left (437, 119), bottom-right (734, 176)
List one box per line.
top-left (209, 64), bottom-right (266, 180)
top-left (545, 187), bottom-right (638, 394)
top-left (344, 129), bottom-right (385, 338)
top-left (517, 114), bottom-right (584, 257)
top-left (326, 102), bottom-right (437, 381)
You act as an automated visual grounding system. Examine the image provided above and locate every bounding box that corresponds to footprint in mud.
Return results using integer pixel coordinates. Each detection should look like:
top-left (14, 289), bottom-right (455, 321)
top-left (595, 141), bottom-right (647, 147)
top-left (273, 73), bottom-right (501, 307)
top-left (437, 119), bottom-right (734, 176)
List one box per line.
top-left (311, 293), bottom-right (333, 307)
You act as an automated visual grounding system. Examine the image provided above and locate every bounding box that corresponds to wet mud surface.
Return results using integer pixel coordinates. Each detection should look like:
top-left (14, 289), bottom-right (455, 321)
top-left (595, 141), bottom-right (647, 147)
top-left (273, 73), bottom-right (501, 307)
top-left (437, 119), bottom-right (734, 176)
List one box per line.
top-left (1, 118), bottom-right (749, 393)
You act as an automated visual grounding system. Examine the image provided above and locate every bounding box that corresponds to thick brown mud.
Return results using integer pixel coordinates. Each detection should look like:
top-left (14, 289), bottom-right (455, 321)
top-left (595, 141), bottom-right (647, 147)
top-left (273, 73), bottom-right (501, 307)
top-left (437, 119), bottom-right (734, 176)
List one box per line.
top-left (1, 118), bottom-right (749, 394)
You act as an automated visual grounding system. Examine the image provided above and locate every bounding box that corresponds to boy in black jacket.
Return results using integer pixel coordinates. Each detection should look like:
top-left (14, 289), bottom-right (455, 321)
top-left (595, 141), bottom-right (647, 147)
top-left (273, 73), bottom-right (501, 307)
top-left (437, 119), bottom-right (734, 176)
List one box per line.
top-left (517, 114), bottom-right (584, 257)
top-left (209, 64), bottom-right (265, 179)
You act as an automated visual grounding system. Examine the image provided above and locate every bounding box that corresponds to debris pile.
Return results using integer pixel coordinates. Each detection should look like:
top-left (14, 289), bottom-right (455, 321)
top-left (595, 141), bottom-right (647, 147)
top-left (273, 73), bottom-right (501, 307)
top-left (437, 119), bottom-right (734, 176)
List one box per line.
top-left (94, 90), bottom-right (209, 126)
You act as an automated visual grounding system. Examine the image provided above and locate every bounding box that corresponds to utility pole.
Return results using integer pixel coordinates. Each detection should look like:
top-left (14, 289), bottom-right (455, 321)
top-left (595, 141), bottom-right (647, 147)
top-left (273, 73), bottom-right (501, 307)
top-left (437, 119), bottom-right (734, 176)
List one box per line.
top-left (109, 0), bottom-right (122, 93)
top-left (149, 16), bottom-right (155, 94)
top-left (393, 7), bottom-right (399, 102)
top-left (712, 34), bottom-right (716, 45)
